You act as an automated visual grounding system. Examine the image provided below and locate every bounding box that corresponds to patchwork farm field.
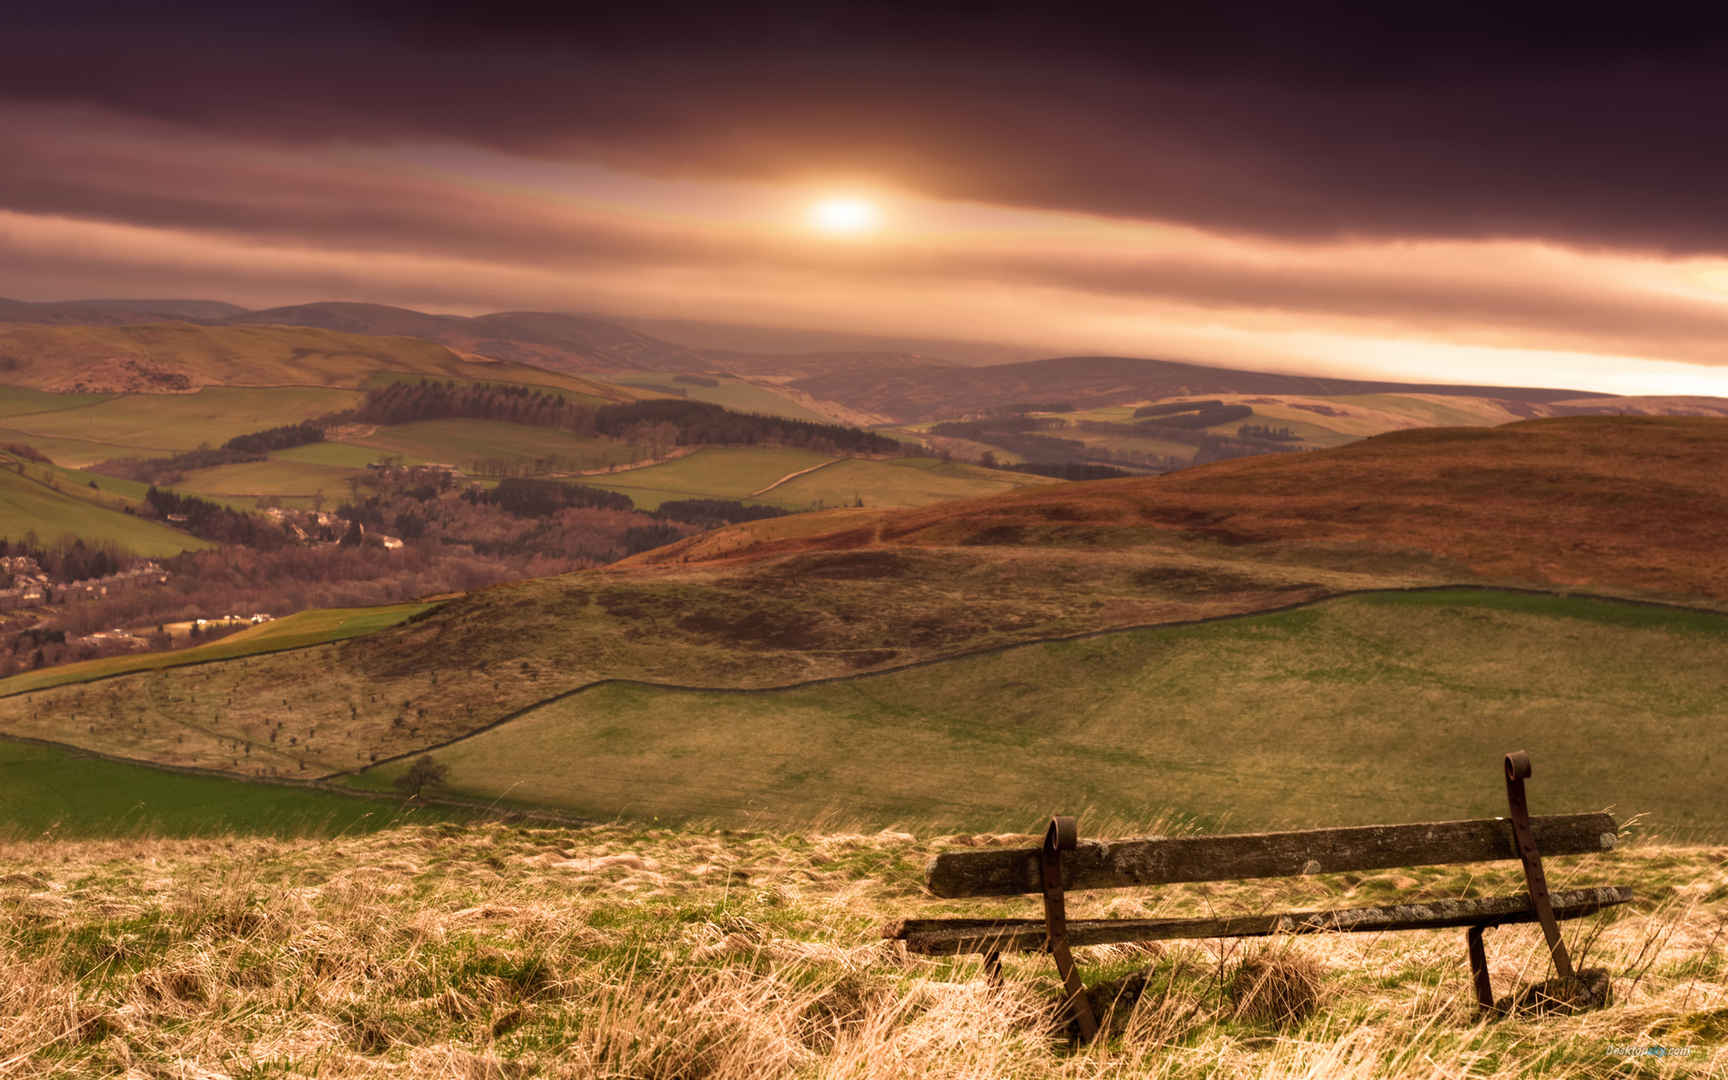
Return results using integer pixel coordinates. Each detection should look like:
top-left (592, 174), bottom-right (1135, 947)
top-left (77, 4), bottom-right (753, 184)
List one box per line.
top-left (0, 387), bottom-right (363, 463)
top-left (355, 589), bottom-right (1728, 837)
top-left (0, 601), bottom-right (435, 698)
top-left (589, 447), bottom-right (837, 509)
top-left (168, 457), bottom-right (360, 500)
top-left (592, 448), bottom-right (1053, 511)
top-left (0, 385), bottom-right (112, 418)
top-left (768, 456), bottom-right (1058, 509)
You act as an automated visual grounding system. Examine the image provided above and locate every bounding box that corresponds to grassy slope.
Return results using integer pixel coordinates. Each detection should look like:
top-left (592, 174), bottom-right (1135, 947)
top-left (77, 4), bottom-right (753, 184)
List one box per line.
top-left (590, 447), bottom-right (838, 509)
top-left (0, 385), bottom-right (112, 417)
top-left (351, 590), bottom-right (1728, 836)
top-left (0, 463), bottom-right (208, 555)
top-left (768, 456), bottom-right (1058, 510)
top-left (1, 387), bottom-right (362, 459)
top-left (4, 821), bottom-right (1720, 1077)
top-left (0, 739), bottom-right (457, 837)
top-left (167, 457), bottom-right (359, 498)
top-left (589, 448), bottom-right (1055, 511)
top-left (0, 602), bottom-right (434, 697)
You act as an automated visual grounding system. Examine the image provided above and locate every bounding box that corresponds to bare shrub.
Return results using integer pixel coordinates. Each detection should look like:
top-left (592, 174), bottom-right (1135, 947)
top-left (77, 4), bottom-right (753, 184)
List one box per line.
top-left (1226, 947), bottom-right (1326, 1027)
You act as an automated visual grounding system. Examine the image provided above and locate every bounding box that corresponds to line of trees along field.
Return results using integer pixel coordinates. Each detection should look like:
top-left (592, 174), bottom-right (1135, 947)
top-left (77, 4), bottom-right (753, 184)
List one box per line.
top-left (91, 422), bottom-right (326, 486)
top-left (345, 380), bottom-right (904, 455)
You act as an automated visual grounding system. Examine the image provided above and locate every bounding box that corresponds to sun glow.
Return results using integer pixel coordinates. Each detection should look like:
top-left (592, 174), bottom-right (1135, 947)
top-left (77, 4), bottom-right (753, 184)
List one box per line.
top-left (809, 197), bottom-right (880, 234)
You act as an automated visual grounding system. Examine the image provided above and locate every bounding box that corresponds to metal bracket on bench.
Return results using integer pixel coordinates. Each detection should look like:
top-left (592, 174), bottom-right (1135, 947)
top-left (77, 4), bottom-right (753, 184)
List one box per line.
top-left (1041, 815), bottom-right (1099, 1042)
top-left (1505, 750), bottom-right (1575, 981)
top-left (1468, 750), bottom-right (1577, 1015)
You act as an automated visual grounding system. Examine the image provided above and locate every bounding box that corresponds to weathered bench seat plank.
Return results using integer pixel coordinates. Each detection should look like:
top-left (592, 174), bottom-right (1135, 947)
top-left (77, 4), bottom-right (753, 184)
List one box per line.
top-left (889, 885), bottom-right (1634, 954)
top-left (926, 813), bottom-right (1618, 898)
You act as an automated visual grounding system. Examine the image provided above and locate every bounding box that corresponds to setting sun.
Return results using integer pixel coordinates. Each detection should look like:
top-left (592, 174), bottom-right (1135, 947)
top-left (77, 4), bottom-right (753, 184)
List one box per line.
top-left (809, 196), bottom-right (879, 234)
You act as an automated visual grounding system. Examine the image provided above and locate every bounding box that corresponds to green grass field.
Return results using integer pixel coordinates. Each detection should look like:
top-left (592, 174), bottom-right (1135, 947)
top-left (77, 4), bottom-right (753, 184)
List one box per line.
top-left (354, 589), bottom-right (1728, 837)
top-left (169, 458), bottom-right (358, 499)
top-left (343, 419), bottom-right (641, 471)
top-left (270, 441), bottom-right (399, 468)
top-left (0, 428), bottom-right (178, 469)
top-left (0, 739), bottom-right (460, 837)
top-left (768, 456), bottom-right (1057, 509)
top-left (590, 447), bottom-right (836, 509)
top-left (0, 602), bottom-right (436, 698)
top-left (0, 386), bottom-right (112, 418)
top-left (0, 465), bottom-right (209, 555)
top-left (1, 387), bottom-right (362, 462)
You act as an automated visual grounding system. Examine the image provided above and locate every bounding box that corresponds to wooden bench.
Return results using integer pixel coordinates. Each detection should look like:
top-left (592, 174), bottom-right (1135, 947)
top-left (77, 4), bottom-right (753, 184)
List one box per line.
top-left (885, 751), bottom-right (1632, 1041)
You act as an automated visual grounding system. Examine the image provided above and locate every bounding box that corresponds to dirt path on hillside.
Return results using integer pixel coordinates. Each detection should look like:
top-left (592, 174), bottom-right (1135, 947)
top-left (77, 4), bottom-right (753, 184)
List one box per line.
top-left (749, 457), bottom-right (842, 496)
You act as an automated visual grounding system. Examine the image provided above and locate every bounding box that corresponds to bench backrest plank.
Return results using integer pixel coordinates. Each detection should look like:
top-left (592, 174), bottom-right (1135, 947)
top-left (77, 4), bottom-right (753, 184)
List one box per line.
top-left (926, 813), bottom-right (1618, 898)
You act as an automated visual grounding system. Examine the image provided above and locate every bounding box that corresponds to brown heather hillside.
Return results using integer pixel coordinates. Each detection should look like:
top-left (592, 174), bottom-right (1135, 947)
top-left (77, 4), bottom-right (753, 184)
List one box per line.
top-left (633, 417), bottom-right (1728, 605)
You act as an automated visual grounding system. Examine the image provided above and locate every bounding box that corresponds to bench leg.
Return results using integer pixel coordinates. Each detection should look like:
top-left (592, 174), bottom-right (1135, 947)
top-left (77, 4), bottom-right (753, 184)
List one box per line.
top-left (981, 948), bottom-right (1002, 986)
top-left (1466, 925), bottom-right (1496, 1015)
top-left (1041, 816), bottom-right (1100, 1042)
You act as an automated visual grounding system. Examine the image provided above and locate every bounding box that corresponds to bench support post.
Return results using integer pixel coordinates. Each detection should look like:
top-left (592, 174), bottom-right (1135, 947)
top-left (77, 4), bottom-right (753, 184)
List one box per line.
top-left (1041, 815), bottom-right (1099, 1042)
top-left (1466, 925), bottom-right (1494, 1013)
top-left (1504, 751), bottom-right (1576, 980)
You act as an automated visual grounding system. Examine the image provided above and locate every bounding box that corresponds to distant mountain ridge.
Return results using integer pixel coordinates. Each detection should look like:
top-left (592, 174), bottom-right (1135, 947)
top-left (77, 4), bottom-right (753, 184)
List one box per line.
top-left (0, 298), bottom-right (945, 379)
top-left (10, 298), bottom-right (1728, 430)
top-left (791, 354), bottom-right (1594, 420)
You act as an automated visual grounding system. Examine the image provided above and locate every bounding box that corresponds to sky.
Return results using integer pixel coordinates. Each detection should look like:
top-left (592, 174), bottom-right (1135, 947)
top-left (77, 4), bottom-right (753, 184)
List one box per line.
top-left (4, 2), bottom-right (1728, 394)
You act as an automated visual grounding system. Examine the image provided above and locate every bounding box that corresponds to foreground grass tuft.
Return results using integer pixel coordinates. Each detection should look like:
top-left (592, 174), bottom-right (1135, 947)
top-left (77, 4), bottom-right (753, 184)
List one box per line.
top-left (1, 821), bottom-right (1723, 1077)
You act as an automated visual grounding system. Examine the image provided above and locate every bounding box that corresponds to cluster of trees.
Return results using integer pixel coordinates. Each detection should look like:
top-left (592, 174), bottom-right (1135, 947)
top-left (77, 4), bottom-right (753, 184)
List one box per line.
top-left (1136, 404), bottom-right (1255, 430)
top-left (349, 380), bottom-right (595, 431)
top-left (0, 536), bottom-right (138, 583)
top-left (463, 478), bottom-right (634, 517)
top-left (593, 399), bottom-right (901, 455)
top-left (931, 415), bottom-right (1067, 439)
top-left (93, 446), bottom-right (263, 485)
top-left (337, 472), bottom-right (689, 563)
top-left (143, 487), bottom-right (291, 549)
top-left (656, 499), bottom-right (788, 528)
top-left (344, 380), bottom-right (904, 458)
top-left (989, 461), bottom-right (1136, 481)
top-left (2, 443), bottom-right (50, 464)
top-left (224, 421), bottom-right (324, 454)
top-left (1237, 424), bottom-right (1299, 442)
top-left (1192, 434), bottom-right (1303, 465)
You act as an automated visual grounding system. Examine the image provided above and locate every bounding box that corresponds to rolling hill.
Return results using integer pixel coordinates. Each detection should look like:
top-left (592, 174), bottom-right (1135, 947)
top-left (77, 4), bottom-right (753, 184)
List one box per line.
top-left (4, 416), bottom-right (1725, 832)
top-left (0, 321), bottom-right (654, 396)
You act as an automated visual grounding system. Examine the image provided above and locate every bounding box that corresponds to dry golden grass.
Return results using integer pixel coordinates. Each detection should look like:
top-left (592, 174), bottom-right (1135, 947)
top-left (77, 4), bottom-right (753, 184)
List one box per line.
top-left (2, 821), bottom-right (1723, 1078)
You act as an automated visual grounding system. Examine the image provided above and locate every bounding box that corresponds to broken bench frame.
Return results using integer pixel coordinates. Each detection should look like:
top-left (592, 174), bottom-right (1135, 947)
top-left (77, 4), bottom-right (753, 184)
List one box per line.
top-left (885, 751), bottom-right (1631, 1041)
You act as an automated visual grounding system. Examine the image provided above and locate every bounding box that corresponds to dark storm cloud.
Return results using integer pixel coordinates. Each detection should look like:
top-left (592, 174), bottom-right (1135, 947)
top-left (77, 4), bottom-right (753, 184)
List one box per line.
top-left (6, 2), bottom-right (1728, 252)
